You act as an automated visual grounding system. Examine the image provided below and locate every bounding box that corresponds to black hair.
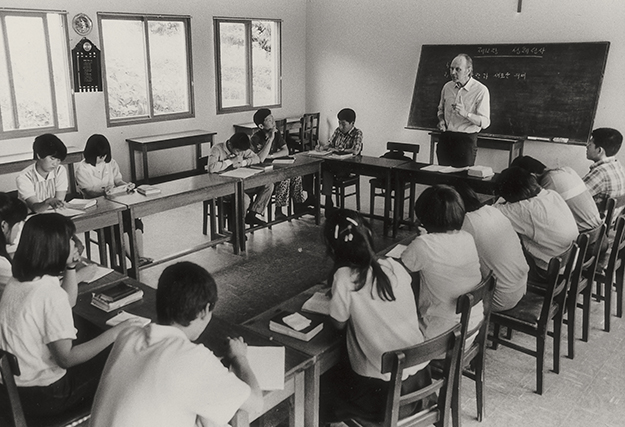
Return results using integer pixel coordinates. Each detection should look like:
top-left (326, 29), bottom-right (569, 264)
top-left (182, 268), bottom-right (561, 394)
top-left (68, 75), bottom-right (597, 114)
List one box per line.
top-left (12, 213), bottom-right (75, 282)
top-left (453, 182), bottom-right (483, 213)
top-left (337, 108), bottom-right (356, 123)
top-left (253, 108), bottom-right (272, 127)
top-left (510, 155), bottom-right (547, 175)
top-left (156, 262), bottom-right (218, 327)
top-left (497, 167), bottom-right (541, 203)
top-left (228, 132), bottom-right (251, 151)
top-left (322, 209), bottom-right (396, 301)
top-left (414, 185), bottom-right (465, 233)
top-left (0, 193), bottom-right (27, 261)
top-left (33, 133), bottom-right (67, 161)
top-left (83, 134), bottom-right (112, 166)
top-left (592, 128), bottom-right (623, 157)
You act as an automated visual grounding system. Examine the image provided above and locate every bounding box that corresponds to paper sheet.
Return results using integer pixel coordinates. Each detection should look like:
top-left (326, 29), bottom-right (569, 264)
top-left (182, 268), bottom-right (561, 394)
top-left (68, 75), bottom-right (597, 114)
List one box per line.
top-left (421, 165), bottom-right (470, 173)
top-left (105, 311), bottom-right (151, 327)
top-left (246, 346), bottom-right (285, 390)
top-left (385, 244), bottom-right (407, 259)
top-left (283, 312), bottom-right (311, 331)
top-left (301, 291), bottom-right (331, 316)
top-left (220, 168), bottom-right (263, 179)
top-left (76, 263), bottom-right (114, 284)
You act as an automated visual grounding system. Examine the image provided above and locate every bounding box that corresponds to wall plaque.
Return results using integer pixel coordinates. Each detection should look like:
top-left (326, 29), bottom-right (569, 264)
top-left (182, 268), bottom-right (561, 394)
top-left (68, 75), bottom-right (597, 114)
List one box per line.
top-left (72, 38), bottom-right (102, 92)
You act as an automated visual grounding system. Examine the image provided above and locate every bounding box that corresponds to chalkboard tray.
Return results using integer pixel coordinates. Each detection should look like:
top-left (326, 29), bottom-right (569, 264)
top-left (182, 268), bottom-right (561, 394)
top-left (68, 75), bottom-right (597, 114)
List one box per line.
top-left (406, 42), bottom-right (610, 144)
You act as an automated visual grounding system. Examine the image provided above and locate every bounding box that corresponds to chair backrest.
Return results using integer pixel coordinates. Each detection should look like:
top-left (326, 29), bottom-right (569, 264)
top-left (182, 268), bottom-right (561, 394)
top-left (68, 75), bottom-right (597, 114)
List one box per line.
top-left (198, 155), bottom-right (209, 173)
top-left (0, 349), bottom-right (27, 427)
top-left (578, 224), bottom-right (606, 282)
top-left (275, 118), bottom-right (288, 141)
top-left (300, 112), bottom-right (320, 151)
top-left (569, 233), bottom-right (591, 300)
top-left (380, 324), bottom-right (462, 427)
top-left (605, 215), bottom-right (625, 278)
top-left (386, 142), bottom-right (420, 161)
top-left (538, 242), bottom-right (579, 330)
top-left (455, 271), bottom-right (497, 362)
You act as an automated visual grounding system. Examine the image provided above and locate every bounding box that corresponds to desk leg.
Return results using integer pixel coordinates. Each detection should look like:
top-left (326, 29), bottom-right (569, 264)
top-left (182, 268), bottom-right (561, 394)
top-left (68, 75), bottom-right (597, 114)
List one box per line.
top-left (142, 146), bottom-right (150, 184)
top-left (314, 166), bottom-right (321, 225)
top-left (96, 228), bottom-right (109, 268)
top-left (237, 182), bottom-right (246, 253)
top-left (195, 142), bottom-right (203, 174)
top-left (124, 210), bottom-right (140, 280)
top-left (393, 172), bottom-right (402, 238)
top-left (117, 211), bottom-right (127, 275)
top-left (292, 370), bottom-right (306, 427)
top-left (304, 362), bottom-right (321, 427)
top-left (129, 145), bottom-right (137, 184)
top-left (430, 138), bottom-right (436, 164)
top-left (383, 170), bottom-right (391, 237)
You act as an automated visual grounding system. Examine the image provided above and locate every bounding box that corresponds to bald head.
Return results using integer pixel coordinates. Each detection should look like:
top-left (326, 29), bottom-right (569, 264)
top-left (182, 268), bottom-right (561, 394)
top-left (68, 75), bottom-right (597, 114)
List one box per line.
top-left (450, 54), bottom-right (472, 86)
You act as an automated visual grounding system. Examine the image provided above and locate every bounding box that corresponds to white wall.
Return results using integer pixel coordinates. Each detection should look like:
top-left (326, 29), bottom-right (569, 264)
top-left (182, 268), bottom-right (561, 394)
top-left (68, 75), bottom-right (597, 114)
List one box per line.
top-left (305, 0), bottom-right (625, 175)
top-left (0, 0), bottom-right (307, 190)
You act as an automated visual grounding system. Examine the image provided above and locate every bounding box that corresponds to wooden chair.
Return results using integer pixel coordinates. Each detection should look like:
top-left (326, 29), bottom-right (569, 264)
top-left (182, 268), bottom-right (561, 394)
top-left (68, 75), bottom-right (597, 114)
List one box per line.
top-left (369, 142), bottom-right (420, 223)
top-left (346, 324), bottom-right (462, 427)
top-left (452, 272), bottom-right (496, 427)
top-left (333, 174), bottom-right (361, 210)
top-left (0, 350), bottom-right (90, 427)
top-left (288, 112), bottom-right (319, 153)
top-left (594, 215), bottom-right (625, 332)
top-left (490, 242), bottom-right (578, 395)
top-left (565, 225), bottom-right (604, 359)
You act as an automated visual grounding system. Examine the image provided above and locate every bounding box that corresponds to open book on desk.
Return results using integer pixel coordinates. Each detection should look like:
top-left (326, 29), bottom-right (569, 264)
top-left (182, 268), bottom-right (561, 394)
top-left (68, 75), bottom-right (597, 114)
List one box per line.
top-left (220, 167), bottom-right (264, 179)
top-left (421, 165), bottom-right (470, 174)
top-left (44, 206), bottom-right (86, 217)
top-left (306, 150), bottom-right (332, 157)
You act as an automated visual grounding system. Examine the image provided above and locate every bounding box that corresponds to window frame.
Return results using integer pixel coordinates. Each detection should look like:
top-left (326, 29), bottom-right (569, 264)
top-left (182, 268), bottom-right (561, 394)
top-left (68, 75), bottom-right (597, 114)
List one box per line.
top-left (0, 8), bottom-right (77, 140)
top-left (214, 17), bottom-right (282, 115)
top-left (98, 12), bottom-right (195, 127)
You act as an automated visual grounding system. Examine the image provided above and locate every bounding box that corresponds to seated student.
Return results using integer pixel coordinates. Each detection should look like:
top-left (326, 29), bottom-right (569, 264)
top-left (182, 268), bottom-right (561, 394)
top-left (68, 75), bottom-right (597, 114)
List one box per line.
top-left (0, 214), bottom-right (140, 421)
top-left (251, 108), bottom-right (306, 220)
top-left (582, 127), bottom-right (625, 210)
top-left (208, 132), bottom-right (273, 226)
top-left (315, 108), bottom-right (363, 212)
top-left (90, 262), bottom-right (262, 427)
top-left (511, 155), bottom-right (602, 233)
top-left (454, 183), bottom-right (529, 312)
top-left (16, 133), bottom-right (69, 213)
top-left (0, 193), bottom-right (27, 297)
top-left (400, 185), bottom-right (483, 340)
top-left (321, 209), bottom-right (429, 422)
top-left (74, 134), bottom-right (152, 266)
top-left (494, 167), bottom-right (578, 281)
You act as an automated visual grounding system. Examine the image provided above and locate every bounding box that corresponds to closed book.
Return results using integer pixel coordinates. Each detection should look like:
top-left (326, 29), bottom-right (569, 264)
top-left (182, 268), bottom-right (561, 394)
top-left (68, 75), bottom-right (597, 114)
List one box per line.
top-left (250, 162), bottom-right (274, 171)
top-left (272, 156), bottom-right (295, 165)
top-left (66, 198), bottom-right (97, 209)
top-left (136, 185), bottom-right (161, 196)
top-left (96, 282), bottom-right (141, 302)
top-left (269, 311), bottom-right (323, 342)
top-left (91, 291), bottom-right (144, 312)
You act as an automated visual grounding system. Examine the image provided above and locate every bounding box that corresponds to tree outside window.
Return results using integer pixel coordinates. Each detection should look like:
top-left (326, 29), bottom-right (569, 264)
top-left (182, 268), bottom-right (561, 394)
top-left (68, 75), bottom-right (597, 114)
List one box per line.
top-left (215, 18), bottom-right (281, 114)
top-left (99, 14), bottom-right (194, 126)
top-left (0, 11), bottom-right (76, 139)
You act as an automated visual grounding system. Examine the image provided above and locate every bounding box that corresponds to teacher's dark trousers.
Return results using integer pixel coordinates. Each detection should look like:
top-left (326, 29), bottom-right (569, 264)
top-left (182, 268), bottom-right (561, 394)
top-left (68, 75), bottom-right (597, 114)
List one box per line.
top-left (436, 131), bottom-right (478, 167)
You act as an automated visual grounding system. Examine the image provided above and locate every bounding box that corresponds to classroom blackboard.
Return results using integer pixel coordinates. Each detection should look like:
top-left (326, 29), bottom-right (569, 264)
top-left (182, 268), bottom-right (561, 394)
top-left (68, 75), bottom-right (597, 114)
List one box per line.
top-left (406, 42), bottom-right (610, 144)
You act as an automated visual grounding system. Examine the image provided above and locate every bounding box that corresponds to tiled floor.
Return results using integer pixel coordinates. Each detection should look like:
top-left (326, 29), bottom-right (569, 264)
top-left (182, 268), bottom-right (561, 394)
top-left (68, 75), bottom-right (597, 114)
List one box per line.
top-left (114, 187), bottom-right (625, 427)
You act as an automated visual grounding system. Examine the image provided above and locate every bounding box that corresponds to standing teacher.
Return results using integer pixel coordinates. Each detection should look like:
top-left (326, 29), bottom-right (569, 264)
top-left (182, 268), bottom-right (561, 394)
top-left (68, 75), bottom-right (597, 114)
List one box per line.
top-left (436, 53), bottom-right (490, 167)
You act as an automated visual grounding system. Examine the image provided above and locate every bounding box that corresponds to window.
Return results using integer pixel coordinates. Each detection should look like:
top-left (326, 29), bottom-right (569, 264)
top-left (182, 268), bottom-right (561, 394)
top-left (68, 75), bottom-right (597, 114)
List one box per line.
top-left (214, 18), bottom-right (281, 114)
top-left (0, 10), bottom-right (76, 139)
top-left (99, 13), bottom-right (194, 126)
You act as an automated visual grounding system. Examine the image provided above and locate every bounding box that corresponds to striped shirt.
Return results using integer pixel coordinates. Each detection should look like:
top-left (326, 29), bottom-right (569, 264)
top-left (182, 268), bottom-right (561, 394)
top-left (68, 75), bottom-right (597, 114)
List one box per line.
top-left (16, 163), bottom-right (68, 204)
top-left (328, 127), bottom-right (363, 154)
top-left (582, 157), bottom-right (625, 208)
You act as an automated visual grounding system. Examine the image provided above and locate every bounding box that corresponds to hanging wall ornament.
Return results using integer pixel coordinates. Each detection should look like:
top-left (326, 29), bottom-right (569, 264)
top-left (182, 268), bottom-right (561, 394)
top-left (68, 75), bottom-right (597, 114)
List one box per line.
top-left (72, 38), bottom-right (102, 92)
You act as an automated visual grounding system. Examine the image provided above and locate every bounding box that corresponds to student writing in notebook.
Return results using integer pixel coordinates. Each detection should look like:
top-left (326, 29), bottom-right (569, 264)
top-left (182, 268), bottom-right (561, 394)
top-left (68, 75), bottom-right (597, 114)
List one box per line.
top-left (90, 262), bottom-right (262, 427)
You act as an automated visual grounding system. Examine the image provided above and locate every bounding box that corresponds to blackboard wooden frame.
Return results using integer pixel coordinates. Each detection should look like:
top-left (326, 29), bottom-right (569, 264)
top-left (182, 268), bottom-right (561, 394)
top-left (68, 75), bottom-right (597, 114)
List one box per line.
top-left (406, 42), bottom-right (610, 145)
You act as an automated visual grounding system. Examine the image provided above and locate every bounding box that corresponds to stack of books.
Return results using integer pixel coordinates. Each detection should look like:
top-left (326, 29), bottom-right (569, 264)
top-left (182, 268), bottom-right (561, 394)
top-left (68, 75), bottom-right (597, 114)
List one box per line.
top-left (250, 161), bottom-right (274, 172)
top-left (91, 282), bottom-right (144, 312)
top-left (269, 310), bottom-right (323, 341)
top-left (272, 156), bottom-right (296, 165)
top-left (136, 185), bottom-right (161, 196)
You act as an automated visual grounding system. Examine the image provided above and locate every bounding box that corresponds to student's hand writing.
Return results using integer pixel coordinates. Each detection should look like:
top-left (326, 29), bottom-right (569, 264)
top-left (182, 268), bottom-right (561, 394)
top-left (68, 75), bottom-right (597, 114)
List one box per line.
top-left (47, 197), bottom-right (65, 209)
top-left (226, 336), bottom-right (248, 361)
top-left (126, 182), bottom-right (136, 191)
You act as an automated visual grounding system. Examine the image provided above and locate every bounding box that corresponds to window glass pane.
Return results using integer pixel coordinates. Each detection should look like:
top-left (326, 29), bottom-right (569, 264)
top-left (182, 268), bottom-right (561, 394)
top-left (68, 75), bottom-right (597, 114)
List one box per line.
top-left (252, 20), bottom-right (280, 106)
top-left (148, 20), bottom-right (189, 116)
top-left (102, 19), bottom-right (149, 120)
top-left (0, 22), bottom-right (16, 131)
top-left (47, 13), bottom-right (73, 129)
top-left (219, 22), bottom-right (247, 108)
top-left (5, 16), bottom-right (54, 129)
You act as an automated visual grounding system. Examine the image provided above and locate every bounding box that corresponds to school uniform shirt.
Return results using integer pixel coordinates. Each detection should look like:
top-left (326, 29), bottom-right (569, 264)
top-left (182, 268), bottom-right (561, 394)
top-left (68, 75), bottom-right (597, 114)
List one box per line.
top-left (494, 189), bottom-right (579, 271)
top-left (0, 256), bottom-right (11, 299)
top-left (16, 163), bottom-right (68, 203)
top-left (401, 230), bottom-right (483, 340)
top-left (75, 159), bottom-right (124, 196)
top-left (462, 206), bottom-right (529, 312)
top-left (207, 142), bottom-right (260, 173)
top-left (437, 77), bottom-right (491, 133)
top-left (330, 257), bottom-right (427, 381)
top-left (250, 129), bottom-right (286, 155)
top-left (540, 167), bottom-right (602, 232)
top-left (90, 324), bottom-right (250, 427)
top-left (328, 126), bottom-right (363, 155)
top-left (583, 157), bottom-right (625, 208)
top-left (0, 275), bottom-right (76, 387)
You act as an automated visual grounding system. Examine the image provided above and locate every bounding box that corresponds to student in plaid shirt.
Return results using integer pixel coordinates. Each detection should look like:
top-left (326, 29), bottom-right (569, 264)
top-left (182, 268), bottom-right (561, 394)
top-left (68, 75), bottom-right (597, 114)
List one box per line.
top-left (582, 128), bottom-right (625, 210)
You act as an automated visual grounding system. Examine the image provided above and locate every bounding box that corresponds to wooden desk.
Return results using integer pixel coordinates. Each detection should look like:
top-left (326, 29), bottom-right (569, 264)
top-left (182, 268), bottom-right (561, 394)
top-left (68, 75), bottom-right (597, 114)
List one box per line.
top-left (126, 130), bottom-right (216, 184)
top-left (0, 145), bottom-right (83, 194)
top-left (70, 197), bottom-right (128, 273)
top-left (235, 154), bottom-right (322, 251)
top-left (243, 284), bottom-right (343, 427)
top-left (321, 155), bottom-right (410, 236)
top-left (73, 280), bottom-right (312, 427)
top-left (109, 174), bottom-right (239, 279)
top-left (428, 132), bottom-right (524, 166)
top-left (233, 116), bottom-right (302, 137)
top-left (392, 162), bottom-right (499, 236)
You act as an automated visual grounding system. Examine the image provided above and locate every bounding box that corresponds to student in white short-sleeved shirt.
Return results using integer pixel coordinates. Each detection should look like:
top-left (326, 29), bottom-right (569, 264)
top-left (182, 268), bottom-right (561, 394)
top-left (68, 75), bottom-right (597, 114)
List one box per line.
top-left (0, 193), bottom-right (27, 298)
top-left (91, 262), bottom-right (262, 427)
